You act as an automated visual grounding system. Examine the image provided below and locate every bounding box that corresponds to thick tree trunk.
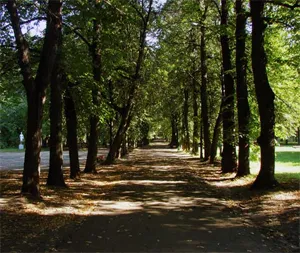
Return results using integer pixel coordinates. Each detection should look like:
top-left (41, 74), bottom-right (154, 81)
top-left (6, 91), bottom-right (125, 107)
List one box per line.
top-left (235, 0), bottom-right (250, 177)
top-left (84, 16), bottom-right (102, 173)
top-left (64, 88), bottom-right (80, 179)
top-left (250, 0), bottom-right (278, 189)
top-left (200, 123), bottom-right (204, 159)
top-left (170, 114), bottom-right (179, 148)
top-left (84, 113), bottom-right (98, 173)
top-left (121, 133), bottom-right (128, 157)
top-left (200, 23), bottom-right (211, 160)
top-left (47, 67), bottom-right (65, 186)
top-left (221, 0), bottom-right (237, 173)
top-left (22, 90), bottom-right (44, 196)
top-left (182, 88), bottom-right (190, 151)
top-left (192, 74), bottom-right (199, 154)
top-left (109, 118), bottom-right (114, 147)
top-left (105, 108), bottom-right (132, 164)
top-left (7, 0), bottom-right (62, 196)
top-left (47, 15), bottom-right (66, 186)
top-left (210, 104), bottom-right (223, 164)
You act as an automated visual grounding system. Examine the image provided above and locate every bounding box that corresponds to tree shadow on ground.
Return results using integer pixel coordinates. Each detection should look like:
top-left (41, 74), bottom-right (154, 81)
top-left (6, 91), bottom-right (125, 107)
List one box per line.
top-left (0, 142), bottom-right (299, 252)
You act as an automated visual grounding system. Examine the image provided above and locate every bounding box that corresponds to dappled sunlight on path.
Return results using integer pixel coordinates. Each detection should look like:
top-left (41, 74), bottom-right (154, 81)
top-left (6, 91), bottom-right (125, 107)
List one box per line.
top-left (0, 142), bottom-right (292, 252)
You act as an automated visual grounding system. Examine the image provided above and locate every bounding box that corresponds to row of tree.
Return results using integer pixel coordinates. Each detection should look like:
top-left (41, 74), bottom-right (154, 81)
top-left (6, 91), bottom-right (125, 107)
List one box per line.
top-left (151, 0), bottom-right (299, 188)
top-left (1, 0), bottom-right (299, 196)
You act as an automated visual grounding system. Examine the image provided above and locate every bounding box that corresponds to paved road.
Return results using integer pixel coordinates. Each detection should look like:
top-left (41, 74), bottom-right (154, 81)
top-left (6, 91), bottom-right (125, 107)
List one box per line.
top-left (0, 149), bottom-right (108, 170)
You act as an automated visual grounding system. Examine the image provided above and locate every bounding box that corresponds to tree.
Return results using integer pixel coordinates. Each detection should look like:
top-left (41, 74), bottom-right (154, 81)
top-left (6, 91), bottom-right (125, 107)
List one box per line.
top-left (84, 1), bottom-right (103, 173)
top-left (47, 5), bottom-right (66, 186)
top-left (105, 0), bottom-right (154, 164)
top-left (6, 0), bottom-right (62, 196)
top-left (200, 3), bottom-right (211, 160)
top-left (220, 0), bottom-right (237, 173)
top-left (250, 0), bottom-right (278, 189)
top-left (64, 83), bottom-right (81, 179)
top-left (235, 0), bottom-right (250, 177)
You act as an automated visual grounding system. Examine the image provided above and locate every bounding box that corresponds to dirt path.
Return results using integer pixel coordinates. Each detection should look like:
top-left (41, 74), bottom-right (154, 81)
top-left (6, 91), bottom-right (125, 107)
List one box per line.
top-left (44, 142), bottom-right (280, 252)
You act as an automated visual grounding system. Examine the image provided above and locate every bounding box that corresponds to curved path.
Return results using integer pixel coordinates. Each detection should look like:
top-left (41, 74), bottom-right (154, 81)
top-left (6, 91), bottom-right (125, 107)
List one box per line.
top-left (49, 142), bottom-right (278, 252)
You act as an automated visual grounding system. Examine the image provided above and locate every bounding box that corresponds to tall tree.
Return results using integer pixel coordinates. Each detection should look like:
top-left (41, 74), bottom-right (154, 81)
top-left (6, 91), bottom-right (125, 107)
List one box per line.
top-left (250, 0), bottom-right (278, 189)
top-left (84, 0), bottom-right (102, 173)
top-left (182, 86), bottom-right (190, 151)
top-left (105, 0), bottom-right (154, 164)
top-left (47, 9), bottom-right (66, 186)
top-left (6, 0), bottom-right (62, 196)
top-left (200, 3), bottom-right (211, 160)
top-left (235, 0), bottom-right (250, 177)
top-left (64, 85), bottom-right (81, 179)
top-left (190, 25), bottom-right (199, 154)
top-left (220, 0), bottom-right (237, 173)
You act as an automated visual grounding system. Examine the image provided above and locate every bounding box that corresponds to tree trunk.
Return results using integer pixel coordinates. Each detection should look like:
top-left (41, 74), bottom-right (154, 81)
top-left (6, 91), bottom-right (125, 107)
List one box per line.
top-left (200, 23), bottom-right (211, 160)
top-left (7, 0), bottom-right (62, 196)
top-left (22, 90), bottom-right (44, 196)
top-left (220, 0), bottom-right (237, 173)
top-left (84, 112), bottom-right (98, 173)
top-left (210, 104), bottom-right (223, 164)
top-left (105, 107), bottom-right (132, 164)
top-left (64, 88), bottom-right (80, 179)
top-left (192, 73), bottom-right (199, 154)
top-left (84, 16), bottom-right (102, 173)
top-left (47, 14), bottom-right (66, 186)
top-left (200, 123), bottom-right (204, 159)
top-left (235, 0), bottom-right (250, 177)
top-left (250, 0), bottom-right (278, 189)
top-left (170, 114), bottom-right (179, 148)
top-left (182, 88), bottom-right (190, 151)
top-left (121, 133), bottom-right (128, 157)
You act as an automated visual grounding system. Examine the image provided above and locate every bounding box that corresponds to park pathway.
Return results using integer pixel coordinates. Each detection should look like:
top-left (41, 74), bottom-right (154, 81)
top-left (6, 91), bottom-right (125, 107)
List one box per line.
top-left (47, 142), bottom-right (280, 252)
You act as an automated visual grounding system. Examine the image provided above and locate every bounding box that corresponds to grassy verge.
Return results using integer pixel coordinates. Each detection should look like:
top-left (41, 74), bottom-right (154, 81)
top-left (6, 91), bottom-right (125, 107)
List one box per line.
top-left (250, 145), bottom-right (300, 181)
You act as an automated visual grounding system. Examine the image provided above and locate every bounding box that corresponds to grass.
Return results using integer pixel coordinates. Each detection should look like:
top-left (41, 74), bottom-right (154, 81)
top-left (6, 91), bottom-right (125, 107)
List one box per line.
top-left (250, 145), bottom-right (300, 181)
top-left (0, 147), bottom-right (50, 153)
top-left (0, 148), bottom-right (25, 152)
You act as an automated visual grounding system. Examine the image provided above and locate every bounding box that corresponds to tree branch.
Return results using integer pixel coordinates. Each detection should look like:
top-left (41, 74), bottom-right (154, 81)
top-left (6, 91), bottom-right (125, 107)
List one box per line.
top-left (63, 22), bottom-right (91, 48)
top-left (6, 0), bottom-right (33, 93)
top-left (267, 0), bottom-right (300, 9)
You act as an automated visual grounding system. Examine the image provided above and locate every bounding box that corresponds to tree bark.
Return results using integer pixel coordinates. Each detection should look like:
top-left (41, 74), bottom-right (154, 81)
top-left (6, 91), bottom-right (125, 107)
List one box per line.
top-left (200, 20), bottom-right (211, 160)
top-left (121, 132), bottom-right (128, 157)
top-left (250, 0), bottom-right (278, 189)
top-left (220, 0), bottom-right (237, 173)
top-left (170, 113), bottom-right (179, 148)
top-left (192, 71), bottom-right (199, 154)
top-left (64, 87), bottom-right (80, 179)
top-left (105, 107), bottom-right (132, 164)
top-left (235, 0), bottom-right (250, 177)
top-left (200, 123), bottom-right (204, 159)
top-left (84, 16), bottom-right (102, 173)
top-left (47, 11), bottom-right (66, 187)
top-left (210, 103), bottom-right (223, 164)
top-left (182, 88), bottom-right (190, 151)
top-left (7, 0), bottom-right (62, 196)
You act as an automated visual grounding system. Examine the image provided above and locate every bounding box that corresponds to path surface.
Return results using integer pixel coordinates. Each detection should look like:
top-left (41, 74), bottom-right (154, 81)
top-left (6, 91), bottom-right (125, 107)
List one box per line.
top-left (45, 142), bottom-right (279, 252)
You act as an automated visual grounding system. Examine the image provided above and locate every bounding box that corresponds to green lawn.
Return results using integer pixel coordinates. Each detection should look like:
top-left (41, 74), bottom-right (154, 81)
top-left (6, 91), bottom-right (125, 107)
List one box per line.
top-left (251, 146), bottom-right (300, 181)
top-left (0, 148), bottom-right (25, 152)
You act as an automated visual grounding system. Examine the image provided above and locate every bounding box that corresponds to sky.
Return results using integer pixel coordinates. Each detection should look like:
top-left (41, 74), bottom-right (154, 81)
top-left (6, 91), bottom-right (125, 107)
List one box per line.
top-left (23, 0), bottom-right (168, 37)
